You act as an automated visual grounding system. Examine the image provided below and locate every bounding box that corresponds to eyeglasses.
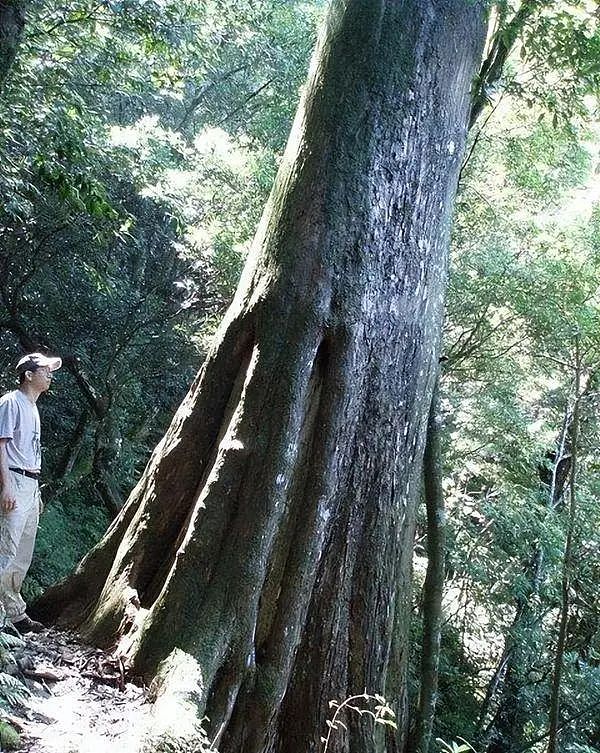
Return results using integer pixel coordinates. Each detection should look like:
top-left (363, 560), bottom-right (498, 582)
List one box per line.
top-left (28, 368), bottom-right (52, 378)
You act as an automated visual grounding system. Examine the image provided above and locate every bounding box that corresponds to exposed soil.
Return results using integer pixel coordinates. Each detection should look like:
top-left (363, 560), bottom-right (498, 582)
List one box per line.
top-left (3, 628), bottom-right (151, 753)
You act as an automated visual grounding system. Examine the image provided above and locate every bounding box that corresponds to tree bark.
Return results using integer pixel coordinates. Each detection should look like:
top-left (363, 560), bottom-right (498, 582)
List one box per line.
top-left (410, 377), bottom-right (446, 753)
top-left (33, 1), bottom-right (487, 751)
top-left (55, 410), bottom-right (90, 481)
top-left (0, 0), bottom-right (26, 89)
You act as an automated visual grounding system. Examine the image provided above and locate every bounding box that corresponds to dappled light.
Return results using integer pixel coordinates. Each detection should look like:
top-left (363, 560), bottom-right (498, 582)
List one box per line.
top-left (0, 1), bottom-right (599, 752)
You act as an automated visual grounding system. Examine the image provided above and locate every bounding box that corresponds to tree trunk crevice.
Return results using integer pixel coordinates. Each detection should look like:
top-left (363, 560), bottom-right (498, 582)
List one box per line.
top-left (139, 332), bottom-right (258, 610)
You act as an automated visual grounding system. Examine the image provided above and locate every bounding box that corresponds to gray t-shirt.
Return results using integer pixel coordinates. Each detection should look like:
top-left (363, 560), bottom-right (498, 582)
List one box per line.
top-left (0, 390), bottom-right (41, 471)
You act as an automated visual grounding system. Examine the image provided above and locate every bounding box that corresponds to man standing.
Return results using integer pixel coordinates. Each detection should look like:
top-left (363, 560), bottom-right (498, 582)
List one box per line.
top-left (0, 352), bottom-right (61, 633)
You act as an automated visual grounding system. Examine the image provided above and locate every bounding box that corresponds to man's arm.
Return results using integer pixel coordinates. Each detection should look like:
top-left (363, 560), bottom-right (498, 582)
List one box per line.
top-left (0, 439), bottom-right (15, 512)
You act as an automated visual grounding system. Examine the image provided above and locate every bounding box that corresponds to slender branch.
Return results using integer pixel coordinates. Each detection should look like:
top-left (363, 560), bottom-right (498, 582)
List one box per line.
top-left (411, 378), bottom-right (446, 753)
top-left (459, 95), bottom-right (505, 185)
top-left (216, 79), bottom-right (274, 126)
top-left (176, 65), bottom-right (247, 132)
top-left (26, 3), bottom-right (105, 40)
top-left (547, 334), bottom-right (581, 753)
top-left (469, 0), bottom-right (542, 128)
top-left (517, 698), bottom-right (600, 753)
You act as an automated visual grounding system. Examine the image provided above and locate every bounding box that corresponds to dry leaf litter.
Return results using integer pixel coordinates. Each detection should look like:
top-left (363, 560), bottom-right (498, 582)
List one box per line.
top-left (3, 627), bottom-right (151, 753)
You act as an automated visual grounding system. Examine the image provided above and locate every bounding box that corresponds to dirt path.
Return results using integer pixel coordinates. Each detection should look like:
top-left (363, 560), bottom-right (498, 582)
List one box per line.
top-left (4, 629), bottom-right (151, 753)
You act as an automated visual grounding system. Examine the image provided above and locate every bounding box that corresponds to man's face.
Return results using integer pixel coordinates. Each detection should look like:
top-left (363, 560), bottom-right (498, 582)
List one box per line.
top-left (29, 366), bottom-right (53, 392)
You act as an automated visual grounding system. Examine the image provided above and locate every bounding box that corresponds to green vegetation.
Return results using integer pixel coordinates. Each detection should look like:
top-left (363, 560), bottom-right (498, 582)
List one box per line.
top-left (0, 632), bottom-right (27, 748)
top-left (439, 93), bottom-right (600, 750)
top-left (1, 1), bottom-right (600, 751)
top-left (0, 0), bottom-right (323, 590)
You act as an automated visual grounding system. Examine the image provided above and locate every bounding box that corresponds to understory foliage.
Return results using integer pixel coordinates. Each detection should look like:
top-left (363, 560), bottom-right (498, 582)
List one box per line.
top-left (1, 1), bottom-right (600, 752)
top-left (0, 632), bottom-right (27, 749)
top-left (427, 77), bottom-right (600, 753)
top-left (0, 0), bottom-right (322, 591)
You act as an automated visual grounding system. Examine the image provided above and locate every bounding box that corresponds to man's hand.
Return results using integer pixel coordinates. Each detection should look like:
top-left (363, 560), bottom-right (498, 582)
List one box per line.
top-left (0, 486), bottom-right (16, 512)
top-left (0, 439), bottom-right (15, 512)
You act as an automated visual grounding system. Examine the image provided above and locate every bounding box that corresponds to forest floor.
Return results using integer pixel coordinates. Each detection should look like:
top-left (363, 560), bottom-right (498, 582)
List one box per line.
top-left (3, 628), bottom-right (151, 753)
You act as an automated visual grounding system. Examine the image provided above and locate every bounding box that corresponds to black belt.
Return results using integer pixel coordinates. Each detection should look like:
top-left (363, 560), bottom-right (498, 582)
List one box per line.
top-left (9, 467), bottom-right (40, 480)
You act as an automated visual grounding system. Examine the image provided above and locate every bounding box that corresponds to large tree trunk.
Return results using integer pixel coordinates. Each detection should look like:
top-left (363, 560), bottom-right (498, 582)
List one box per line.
top-left (33, 1), bottom-right (486, 750)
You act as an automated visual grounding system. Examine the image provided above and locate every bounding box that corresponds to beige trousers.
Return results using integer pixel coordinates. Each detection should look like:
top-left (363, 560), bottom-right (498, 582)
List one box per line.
top-left (0, 470), bottom-right (40, 622)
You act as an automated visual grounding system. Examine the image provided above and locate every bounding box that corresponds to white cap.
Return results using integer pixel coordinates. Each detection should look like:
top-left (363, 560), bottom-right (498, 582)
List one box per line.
top-left (16, 352), bottom-right (62, 374)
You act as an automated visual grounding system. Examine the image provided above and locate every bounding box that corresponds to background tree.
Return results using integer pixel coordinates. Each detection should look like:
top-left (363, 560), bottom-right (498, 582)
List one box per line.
top-left (429, 90), bottom-right (600, 753)
top-left (0, 0), bottom-right (26, 86)
top-left (412, 3), bottom-right (600, 748)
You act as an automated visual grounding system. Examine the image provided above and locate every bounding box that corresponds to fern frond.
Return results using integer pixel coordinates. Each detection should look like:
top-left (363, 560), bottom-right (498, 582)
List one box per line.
top-left (0, 633), bottom-right (24, 651)
top-left (0, 672), bottom-right (29, 708)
